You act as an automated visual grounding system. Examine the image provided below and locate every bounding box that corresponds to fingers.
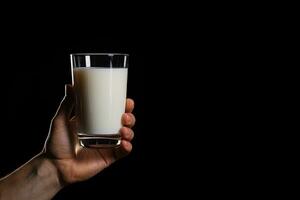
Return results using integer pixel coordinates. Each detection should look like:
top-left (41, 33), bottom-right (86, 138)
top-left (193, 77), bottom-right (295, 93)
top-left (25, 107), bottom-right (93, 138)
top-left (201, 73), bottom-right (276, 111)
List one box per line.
top-left (114, 127), bottom-right (134, 160)
top-left (117, 126), bottom-right (134, 158)
top-left (122, 113), bottom-right (136, 128)
top-left (55, 84), bottom-right (75, 120)
top-left (120, 140), bottom-right (132, 153)
top-left (124, 99), bottom-right (135, 127)
top-left (120, 127), bottom-right (134, 141)
top-left (125, 98), bottom-right (134, 113)
top-left (115, 99), bottom-right (135, 159)
top-left (114, 140), bottom-right (133, 160)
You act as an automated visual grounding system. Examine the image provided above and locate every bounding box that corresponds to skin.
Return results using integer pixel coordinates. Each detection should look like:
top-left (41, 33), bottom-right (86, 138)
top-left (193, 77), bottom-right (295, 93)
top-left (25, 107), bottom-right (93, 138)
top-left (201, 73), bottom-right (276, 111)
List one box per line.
top-left (0, 85), bottom-right (136, 200)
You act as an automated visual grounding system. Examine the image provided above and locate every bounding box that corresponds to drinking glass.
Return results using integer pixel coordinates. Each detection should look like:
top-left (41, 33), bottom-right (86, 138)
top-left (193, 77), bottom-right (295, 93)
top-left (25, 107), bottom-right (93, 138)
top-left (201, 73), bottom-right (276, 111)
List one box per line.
top-left (70, 53), bottom-right (129, 148)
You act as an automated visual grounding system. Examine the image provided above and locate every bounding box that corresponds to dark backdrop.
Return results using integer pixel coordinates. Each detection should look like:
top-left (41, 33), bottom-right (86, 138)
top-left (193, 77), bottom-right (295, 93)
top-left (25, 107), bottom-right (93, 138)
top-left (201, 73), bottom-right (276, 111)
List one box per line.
top-left (0, 7), bottom-right (264, 198)
top-left (0, 30), bottom-right (154, 197)
top-left (0, 21), bottom-right (203, 198)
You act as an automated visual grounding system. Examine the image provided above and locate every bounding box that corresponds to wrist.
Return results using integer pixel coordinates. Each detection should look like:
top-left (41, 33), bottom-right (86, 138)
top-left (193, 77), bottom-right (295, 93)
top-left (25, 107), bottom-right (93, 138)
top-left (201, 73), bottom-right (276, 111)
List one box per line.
top-left (0, 153), bottom-right (64, 200)
top-left (36, 153), bottom-right (65, 190)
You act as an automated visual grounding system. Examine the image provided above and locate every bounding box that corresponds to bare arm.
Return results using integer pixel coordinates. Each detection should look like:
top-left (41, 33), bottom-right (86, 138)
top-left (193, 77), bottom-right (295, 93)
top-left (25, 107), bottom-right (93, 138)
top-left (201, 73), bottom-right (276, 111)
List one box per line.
top-left (0, 154), bottom-right (62, 200)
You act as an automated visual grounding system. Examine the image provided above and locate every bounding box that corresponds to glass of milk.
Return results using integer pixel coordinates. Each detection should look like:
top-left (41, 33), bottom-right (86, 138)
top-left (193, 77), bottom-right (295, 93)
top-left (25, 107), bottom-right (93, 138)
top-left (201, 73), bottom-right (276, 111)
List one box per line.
top-left (70, 53), bottom-right (129, 148)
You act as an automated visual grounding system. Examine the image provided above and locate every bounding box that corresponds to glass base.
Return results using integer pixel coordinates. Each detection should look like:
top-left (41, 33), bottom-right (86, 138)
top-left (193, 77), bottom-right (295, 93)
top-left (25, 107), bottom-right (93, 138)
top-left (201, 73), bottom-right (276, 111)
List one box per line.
top-left (78, 134), bottom-right (121, 148)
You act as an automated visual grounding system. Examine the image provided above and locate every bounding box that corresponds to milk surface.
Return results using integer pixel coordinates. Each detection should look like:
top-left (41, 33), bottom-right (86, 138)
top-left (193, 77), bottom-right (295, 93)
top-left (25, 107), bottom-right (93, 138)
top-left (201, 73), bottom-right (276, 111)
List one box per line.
top-left (73, 67), bottom-right (128, 135)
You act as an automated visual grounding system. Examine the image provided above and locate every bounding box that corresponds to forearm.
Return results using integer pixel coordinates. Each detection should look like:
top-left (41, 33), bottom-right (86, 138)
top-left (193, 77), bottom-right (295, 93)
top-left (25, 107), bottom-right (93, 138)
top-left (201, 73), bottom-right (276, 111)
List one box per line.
top-left (0, 153), bottom-right (62, 200)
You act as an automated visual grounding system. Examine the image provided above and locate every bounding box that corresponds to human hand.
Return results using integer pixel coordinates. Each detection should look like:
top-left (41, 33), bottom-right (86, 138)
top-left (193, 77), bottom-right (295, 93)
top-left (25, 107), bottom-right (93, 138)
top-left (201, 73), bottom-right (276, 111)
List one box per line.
top-left (43, 85), bottom-right (135, 185)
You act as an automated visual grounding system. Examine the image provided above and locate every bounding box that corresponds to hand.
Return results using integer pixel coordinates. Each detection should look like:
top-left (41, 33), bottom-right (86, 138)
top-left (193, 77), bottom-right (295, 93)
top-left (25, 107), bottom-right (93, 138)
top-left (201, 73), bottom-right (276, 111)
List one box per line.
top-left (43, 85), bottom-right (136, 185)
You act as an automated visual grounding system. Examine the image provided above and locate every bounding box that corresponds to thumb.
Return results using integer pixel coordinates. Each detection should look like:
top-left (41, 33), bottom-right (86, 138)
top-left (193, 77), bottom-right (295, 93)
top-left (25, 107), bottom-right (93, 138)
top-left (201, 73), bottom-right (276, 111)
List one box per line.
top-left (55, 84), bottom-right (75, 120)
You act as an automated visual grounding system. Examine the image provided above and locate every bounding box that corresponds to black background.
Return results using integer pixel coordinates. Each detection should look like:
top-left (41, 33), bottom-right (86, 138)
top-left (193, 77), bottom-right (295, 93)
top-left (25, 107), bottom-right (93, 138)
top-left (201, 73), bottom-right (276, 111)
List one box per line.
top-left (0, 4), bottom-right (268, 198)
top-left (0, 14), bottom-right (206, 198)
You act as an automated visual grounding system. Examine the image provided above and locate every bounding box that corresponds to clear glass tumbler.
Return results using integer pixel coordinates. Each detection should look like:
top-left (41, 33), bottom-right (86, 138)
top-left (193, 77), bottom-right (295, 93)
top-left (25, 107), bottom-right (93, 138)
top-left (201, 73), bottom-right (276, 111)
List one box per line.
top-left (70, 53), bottom-right (129, 148)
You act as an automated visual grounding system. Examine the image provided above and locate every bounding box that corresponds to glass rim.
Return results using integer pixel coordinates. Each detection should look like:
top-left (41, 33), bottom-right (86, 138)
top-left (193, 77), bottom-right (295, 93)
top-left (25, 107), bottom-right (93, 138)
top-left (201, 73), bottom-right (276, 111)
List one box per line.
top-left (70, 53), bottom-right (129, 56)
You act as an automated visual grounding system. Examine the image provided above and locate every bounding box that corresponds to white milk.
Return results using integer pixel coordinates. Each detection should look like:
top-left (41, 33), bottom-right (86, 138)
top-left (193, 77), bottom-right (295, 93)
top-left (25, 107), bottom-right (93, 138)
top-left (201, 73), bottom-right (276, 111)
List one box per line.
top-left (73, 67), bottom-right (128, 135)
